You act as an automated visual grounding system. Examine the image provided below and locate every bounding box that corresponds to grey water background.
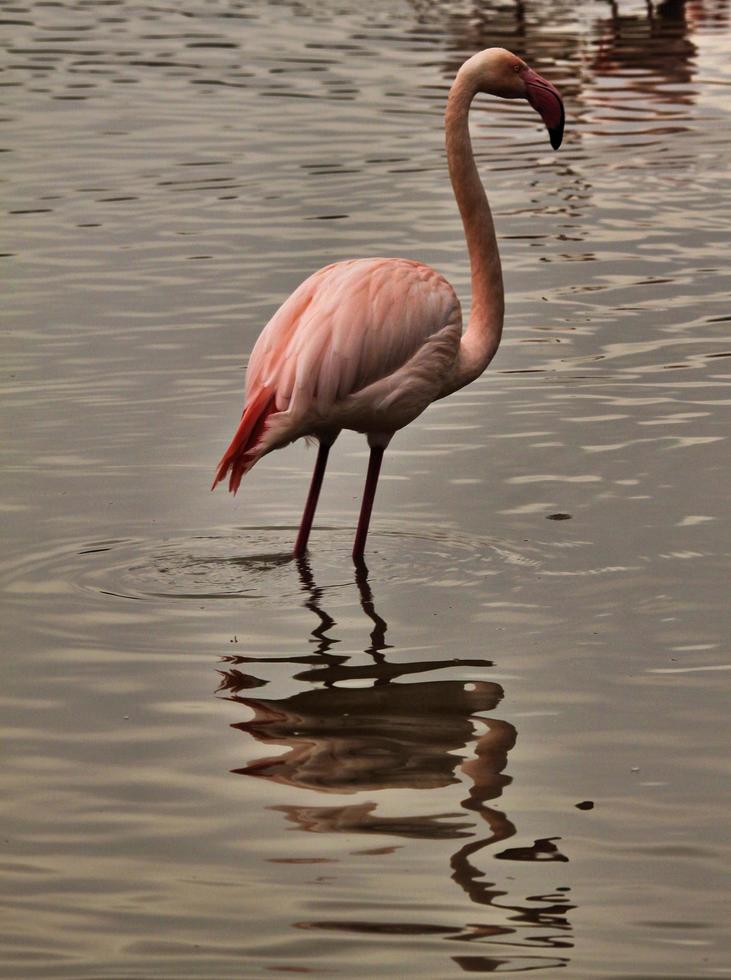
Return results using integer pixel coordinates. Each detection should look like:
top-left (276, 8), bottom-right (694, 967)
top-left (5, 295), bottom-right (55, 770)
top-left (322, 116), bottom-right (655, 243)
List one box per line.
top-left (2, 0), bottom-right (731, 976)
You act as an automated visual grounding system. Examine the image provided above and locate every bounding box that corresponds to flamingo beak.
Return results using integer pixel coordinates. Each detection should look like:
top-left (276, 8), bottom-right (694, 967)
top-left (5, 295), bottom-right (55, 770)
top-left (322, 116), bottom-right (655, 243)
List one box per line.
top-left (523, 68), bottom-right (565, 150)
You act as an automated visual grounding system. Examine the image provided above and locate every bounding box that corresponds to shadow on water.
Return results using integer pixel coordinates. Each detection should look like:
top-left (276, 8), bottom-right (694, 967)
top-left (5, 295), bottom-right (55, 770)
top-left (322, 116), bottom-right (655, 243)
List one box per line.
top-left (217, 558), bottom-right (574, 971)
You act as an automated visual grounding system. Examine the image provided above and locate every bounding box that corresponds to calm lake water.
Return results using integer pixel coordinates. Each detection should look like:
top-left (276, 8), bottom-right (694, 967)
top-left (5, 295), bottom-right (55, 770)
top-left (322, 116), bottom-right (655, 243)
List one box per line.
top-left (2, 1), bottom-right (730, 976)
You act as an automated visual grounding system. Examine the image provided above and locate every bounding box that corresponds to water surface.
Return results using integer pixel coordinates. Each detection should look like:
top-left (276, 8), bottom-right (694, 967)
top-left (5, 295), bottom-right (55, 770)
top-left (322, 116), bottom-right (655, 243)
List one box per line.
top-left (2, 1), bottom-right (730, 976)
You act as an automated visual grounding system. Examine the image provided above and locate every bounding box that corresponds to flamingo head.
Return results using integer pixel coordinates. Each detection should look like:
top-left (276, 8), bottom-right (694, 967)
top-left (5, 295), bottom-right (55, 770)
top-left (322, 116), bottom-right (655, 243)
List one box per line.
top-left (463, 48), bottom-right (565, 150)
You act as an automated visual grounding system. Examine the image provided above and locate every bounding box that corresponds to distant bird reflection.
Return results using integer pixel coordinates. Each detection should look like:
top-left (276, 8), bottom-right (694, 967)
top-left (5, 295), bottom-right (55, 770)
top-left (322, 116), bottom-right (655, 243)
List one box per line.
top-left (218, 558), bottom-right (573, 960)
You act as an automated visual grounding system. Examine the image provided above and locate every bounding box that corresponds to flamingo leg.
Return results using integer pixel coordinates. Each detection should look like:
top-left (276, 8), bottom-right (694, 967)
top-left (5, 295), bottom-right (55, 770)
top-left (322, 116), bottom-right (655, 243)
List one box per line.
top-left (352, 445), bottom-right (385, 560)
top-left (293, 441), bottom-right (331, 558)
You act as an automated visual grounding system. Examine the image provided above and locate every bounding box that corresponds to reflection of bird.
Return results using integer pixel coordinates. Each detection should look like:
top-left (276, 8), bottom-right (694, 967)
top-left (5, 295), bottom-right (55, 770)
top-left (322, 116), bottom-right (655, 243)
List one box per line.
top-left (212, 48), bottom-right (564, 558)
top-left (230, 678), bottom-right (506, 793)
top-left (221, 559), bottom-right (573, 956)
top-left (223, 557), bottom-right (512, 815)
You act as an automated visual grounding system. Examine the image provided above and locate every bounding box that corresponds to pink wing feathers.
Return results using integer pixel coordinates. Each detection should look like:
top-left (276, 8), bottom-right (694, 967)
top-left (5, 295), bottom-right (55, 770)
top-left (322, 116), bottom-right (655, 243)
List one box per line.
top-left (212, 257), bottom-right (461, 493)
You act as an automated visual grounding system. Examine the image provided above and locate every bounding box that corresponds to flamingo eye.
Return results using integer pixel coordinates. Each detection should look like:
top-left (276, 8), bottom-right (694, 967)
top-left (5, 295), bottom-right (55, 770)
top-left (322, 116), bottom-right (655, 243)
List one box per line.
top-left (513, 63), bottom-right (523, 73)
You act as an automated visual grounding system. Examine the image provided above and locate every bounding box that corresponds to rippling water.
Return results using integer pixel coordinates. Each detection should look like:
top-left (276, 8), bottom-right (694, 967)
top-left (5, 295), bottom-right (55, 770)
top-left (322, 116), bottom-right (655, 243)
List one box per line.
top-left (2, 1), bottom-right (730, 976)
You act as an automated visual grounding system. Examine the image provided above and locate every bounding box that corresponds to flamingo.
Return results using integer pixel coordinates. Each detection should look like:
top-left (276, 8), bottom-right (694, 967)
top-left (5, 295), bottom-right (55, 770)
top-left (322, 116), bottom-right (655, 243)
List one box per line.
top-left (212, 48), bottom-right (564, 559)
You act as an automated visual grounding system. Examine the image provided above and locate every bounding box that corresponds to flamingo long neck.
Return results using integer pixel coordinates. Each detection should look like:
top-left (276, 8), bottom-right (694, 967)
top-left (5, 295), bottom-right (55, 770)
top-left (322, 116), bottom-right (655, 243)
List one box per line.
top-left (444, 66), bottom-right (504, 393)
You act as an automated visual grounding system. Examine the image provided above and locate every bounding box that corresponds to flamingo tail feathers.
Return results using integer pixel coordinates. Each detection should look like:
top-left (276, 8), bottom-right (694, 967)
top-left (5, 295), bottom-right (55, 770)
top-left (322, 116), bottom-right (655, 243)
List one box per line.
top-left (211, 388), bottom-right (276, 494)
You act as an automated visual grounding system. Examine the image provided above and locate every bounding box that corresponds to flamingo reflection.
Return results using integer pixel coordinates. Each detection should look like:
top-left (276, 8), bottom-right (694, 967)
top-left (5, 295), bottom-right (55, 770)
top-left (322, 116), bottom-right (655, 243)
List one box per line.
top-left (218, 559), bottom-right (573, 964)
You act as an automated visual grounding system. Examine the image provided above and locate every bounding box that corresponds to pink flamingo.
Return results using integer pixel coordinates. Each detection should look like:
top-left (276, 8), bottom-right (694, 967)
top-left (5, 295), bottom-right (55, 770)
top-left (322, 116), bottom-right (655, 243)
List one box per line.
top-left (212, 48), bottom-right (564, 559)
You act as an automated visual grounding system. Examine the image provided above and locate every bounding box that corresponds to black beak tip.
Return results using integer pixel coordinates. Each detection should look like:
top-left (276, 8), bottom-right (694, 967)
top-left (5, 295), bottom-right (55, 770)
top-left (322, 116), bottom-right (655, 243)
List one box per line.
top-left (549, 106), bottom-right (565, 150)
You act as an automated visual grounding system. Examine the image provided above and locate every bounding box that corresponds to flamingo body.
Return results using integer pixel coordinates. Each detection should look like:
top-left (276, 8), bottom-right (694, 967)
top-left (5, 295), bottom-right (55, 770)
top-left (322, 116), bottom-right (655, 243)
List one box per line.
top-left (212, 48), bottom-right (565, 558)
top-left (213, 257), bottom-right (461, 493)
